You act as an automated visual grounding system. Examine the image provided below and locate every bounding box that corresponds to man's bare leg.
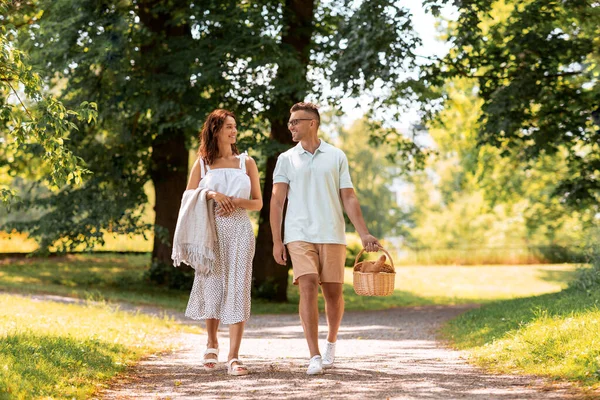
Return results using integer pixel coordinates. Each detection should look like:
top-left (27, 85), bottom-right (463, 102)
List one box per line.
top-left (321, 282), bottom-right (344, 342)
top-left (321, 282), bottom-right (343, 368)
top-left (297, 274), bottom-right (321, 357)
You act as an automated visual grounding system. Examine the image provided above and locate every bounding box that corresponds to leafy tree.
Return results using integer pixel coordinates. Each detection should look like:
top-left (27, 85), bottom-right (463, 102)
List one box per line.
top-left (0, 0), bottom-right (97, 208)
top-left (4, 0), bottom-right (423, 300)
top-left (251, 0), bottom-right (424, 300)
top-left (336, 118), bottom-right (407, 239)
top-left (417, 0), bottom-right (600, 207)
top-left (407, 77), bottom-right (595, 263)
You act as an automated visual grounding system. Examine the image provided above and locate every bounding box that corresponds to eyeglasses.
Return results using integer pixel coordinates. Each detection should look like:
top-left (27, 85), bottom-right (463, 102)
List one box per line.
top-left (287, 118), bottom-right (314, 128)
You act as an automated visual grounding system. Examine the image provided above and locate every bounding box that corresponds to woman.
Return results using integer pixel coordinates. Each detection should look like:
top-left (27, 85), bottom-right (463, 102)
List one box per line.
top-left (184, 109), bottom-right (262, 376)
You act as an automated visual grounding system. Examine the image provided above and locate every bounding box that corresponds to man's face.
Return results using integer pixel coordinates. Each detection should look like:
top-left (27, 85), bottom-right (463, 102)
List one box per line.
top-left (288, 111), bottom-right (315, 142)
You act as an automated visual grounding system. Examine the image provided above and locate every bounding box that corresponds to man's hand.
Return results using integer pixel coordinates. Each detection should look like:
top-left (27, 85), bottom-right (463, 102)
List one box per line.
top-left (360, 234), bottom-right (381, 252)
top-left (273, 241), bottom-right (288, 265)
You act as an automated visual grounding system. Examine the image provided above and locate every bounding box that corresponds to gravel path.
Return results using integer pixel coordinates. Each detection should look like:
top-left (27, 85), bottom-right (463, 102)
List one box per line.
top-left (96, 303), bottom-right (582, 400)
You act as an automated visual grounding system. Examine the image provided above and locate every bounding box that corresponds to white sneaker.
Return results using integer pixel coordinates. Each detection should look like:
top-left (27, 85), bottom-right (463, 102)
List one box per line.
top-left (322, 341), bottom-right (336, 369)
top-left (307, 355), bottom-right (324, 375)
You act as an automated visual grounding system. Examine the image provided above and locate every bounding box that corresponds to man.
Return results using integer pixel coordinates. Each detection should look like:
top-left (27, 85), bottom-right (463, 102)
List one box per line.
top-left (270, 102), bottom-right (381, 375)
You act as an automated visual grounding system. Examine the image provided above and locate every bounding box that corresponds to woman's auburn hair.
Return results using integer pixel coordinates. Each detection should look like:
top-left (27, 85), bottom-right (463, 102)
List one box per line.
top-left (198, 109), bottom-right (239, 165)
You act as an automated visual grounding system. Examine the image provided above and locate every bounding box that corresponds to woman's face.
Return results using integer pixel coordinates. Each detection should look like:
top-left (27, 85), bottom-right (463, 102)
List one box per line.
top-left (216, 116), bottom-right (237, 146)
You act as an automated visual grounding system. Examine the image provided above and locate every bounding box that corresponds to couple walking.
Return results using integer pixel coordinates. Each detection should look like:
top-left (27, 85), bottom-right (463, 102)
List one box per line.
top-left (175, 102), bottom-right (380, 376)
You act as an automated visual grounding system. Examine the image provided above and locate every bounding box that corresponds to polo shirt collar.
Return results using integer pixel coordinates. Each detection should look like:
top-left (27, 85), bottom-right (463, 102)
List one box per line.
top-left (295, 139), bottom-right (329, 154)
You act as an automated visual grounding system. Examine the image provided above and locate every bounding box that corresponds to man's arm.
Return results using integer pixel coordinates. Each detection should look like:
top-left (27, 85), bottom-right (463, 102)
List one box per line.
top-left (340, 188), bottom-right (381, 252)
top-left (271, 182), bottom-right (289, 265)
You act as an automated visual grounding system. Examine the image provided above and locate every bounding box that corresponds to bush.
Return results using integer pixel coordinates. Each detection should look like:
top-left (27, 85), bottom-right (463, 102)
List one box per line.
top-left (145, 260), bottom-right (194, 290)
top-left (252, 276), bottom-right (280, 299)
top-left (570, 236), bottom-right (600, 291)
top-left (345, 240), bottom-right (363, 268)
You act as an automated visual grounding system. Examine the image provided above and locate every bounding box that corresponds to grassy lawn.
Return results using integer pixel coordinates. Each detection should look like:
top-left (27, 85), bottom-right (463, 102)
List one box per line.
top-left (443, 287), bottom-right (600, 389)
top-left (1, 253), bottom-right (593, 394)
top-left (0, 292), bottom-right (193, 399)
top-left (0, 254), bottom-right (190, 310)
top-left (0, 253), bottom-right (580, 314)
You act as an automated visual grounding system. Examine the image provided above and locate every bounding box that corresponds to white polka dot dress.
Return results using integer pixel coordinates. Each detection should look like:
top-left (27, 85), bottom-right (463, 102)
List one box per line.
top-left (185, 153), bottom-right (254, 325)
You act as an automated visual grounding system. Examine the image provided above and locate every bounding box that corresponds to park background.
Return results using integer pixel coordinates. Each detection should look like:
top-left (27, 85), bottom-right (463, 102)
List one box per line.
top-left (1, 0), bottom-right (599, 398)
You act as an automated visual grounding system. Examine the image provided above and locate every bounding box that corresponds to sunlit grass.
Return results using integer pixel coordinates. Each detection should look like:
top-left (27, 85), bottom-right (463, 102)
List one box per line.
top-left (443, 288), bottom-right (600, 390)
top-left (355, 264), bottom-right (579, 301)
top-left (0, 254), bottom-right (580, 315)
top-left (0, 254), bottom-right (190, 310)
top-left (0, 293), bottom-right (191, 399)
top-left (0, 231), bottom-right (154, 253)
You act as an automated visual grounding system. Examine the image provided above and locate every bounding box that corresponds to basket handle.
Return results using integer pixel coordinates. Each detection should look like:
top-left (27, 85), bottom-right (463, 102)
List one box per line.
top-left (353, 246), bottom-right (395, 270)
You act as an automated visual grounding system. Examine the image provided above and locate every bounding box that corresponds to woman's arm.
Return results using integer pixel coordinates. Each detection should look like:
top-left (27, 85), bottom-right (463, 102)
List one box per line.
top-left (186, 158), bottom-right (202, 190)
top-left (231, 157), bottom-right (263, 211)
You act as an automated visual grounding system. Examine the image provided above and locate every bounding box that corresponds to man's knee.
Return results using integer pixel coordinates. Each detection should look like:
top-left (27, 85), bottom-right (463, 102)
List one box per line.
top-left (322, 283), bottom-right (343, 299)
top-left (298, 274), bottom-right (319, 296)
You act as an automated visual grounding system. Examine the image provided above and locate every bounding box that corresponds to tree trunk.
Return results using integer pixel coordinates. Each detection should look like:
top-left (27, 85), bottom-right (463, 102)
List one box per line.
top-left (137, 1), bottom-right (193, 287)
top-left (150, 129), bottom-right (188, 262)
top-left (253, 123), bottom-right (294, 301)
top-left (252, 0), bottom-right (315, 301)
top-left (147, 129), bottom-right (192, 288)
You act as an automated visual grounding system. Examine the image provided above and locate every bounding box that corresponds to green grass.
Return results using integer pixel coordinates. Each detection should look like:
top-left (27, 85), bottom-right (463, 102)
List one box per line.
top-left (0, 254), bottom-right (591, 394)
top-left (443, 287), bottom-right (600, 389)
top-left (373, 264), bottom-right (578, 301)
top-left (0, 231), bottom-right (154, 253)
top-left (0, 293), bottom-right (191, 399)
top-left (0, 254), bottom-right (580, 314)
top-left (0, 254), bottom-right (190, 310)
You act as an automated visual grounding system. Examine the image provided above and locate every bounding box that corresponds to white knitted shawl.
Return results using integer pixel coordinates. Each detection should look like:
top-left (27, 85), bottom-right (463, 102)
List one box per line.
top-left (171, 188), bottom-right (216, 274)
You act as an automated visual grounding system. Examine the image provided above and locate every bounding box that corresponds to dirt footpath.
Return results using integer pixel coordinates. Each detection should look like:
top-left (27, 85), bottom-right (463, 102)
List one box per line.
top-left (99, 304), bottom-right (581, 400)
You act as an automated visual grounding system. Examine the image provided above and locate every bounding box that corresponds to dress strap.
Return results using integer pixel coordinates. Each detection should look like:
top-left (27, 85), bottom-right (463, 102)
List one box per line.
top-left (199, 157), bottom-right (209, 178)
top-left (238, 151), bottom-right (248, 173)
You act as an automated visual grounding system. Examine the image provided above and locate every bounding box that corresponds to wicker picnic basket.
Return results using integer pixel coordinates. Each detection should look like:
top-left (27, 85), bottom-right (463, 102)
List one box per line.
top-left (353, 247), bottom-right (396, 296)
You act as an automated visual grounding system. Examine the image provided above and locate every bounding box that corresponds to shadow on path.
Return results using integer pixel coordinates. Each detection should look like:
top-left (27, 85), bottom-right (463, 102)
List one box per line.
top-left (99, 304), bottom-right (581, 400)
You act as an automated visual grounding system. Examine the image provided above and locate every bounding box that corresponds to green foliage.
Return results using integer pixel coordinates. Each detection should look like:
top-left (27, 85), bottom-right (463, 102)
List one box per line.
top-left (406, 77), bottom-right (596, 263)
top-left (0, 0), bottom-right (97, 207)
top-left (418, 0), bottom-right (600, 206)
top-left (3, 0), bottom-right (424, 261)
top-left (337, 118), bottom-right (410, 239)
top-left (145, 259), bottom-right (194, 291)
top-left (252, 276), bottom-right (281, 301)
top-left (3, 0), bottom-right (264, 252)
top-left (328, 1), bottom-right (419, 95)
top-left (345, 240), bottom-right (362, 268)
top-left (570, 230), bottom-right (600, 291)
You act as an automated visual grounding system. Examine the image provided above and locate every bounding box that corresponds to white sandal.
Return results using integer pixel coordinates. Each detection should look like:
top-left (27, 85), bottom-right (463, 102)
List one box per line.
top-left (203, 348), bottom-right (219, 371)
top-left (227, 358), bottom-right (249, 376)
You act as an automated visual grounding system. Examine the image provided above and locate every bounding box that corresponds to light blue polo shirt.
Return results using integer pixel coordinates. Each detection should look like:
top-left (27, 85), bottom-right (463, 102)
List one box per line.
top-left (273, 140), bottom-right (354, 245)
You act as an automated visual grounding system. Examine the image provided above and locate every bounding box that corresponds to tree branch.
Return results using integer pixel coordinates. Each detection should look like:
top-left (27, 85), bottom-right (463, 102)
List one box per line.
top-left (5, 80), bottom-right (33, 120)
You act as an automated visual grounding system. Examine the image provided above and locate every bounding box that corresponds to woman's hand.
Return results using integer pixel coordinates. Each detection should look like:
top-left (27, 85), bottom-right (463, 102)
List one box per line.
top-left (210, 192), bottom-right (236, 216)
top-left (216, 197), bottom-right (239, 217)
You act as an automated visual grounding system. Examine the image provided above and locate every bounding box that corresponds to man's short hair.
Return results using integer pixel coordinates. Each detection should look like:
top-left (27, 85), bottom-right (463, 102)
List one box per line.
top-left (290, 102), bottom-right (320, 126)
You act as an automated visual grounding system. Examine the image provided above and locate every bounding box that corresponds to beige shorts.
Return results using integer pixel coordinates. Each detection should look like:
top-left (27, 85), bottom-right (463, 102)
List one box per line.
top-left (286, 241), bottom-right (347, 285)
